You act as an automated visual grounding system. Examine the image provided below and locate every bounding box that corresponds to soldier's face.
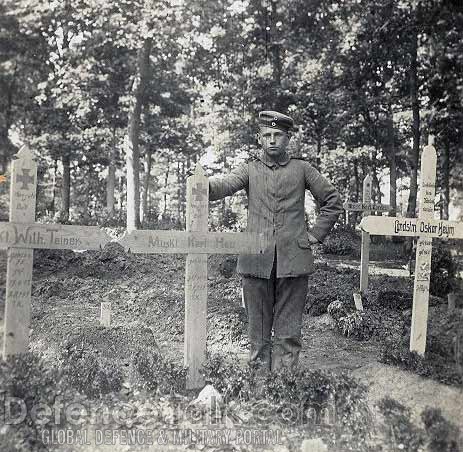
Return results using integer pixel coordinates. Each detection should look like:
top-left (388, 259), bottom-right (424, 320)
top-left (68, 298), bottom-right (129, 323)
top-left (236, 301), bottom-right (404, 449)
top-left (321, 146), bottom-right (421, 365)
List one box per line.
top-left (257, 126), bottom-right (290, 158)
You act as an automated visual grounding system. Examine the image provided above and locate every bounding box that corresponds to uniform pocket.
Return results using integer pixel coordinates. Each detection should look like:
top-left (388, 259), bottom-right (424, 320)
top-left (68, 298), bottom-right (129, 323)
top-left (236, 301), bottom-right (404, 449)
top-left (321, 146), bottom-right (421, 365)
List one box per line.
top-left (297, 237), bottom-right (311, 249)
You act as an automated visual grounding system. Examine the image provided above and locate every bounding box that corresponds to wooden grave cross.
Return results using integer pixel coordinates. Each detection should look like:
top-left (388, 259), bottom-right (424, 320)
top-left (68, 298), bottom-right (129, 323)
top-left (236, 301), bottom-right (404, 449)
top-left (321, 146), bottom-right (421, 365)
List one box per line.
top-left (361, 136), bottom-right (463, 354)
top-left (343, 174), bottom-right (392, 302)
top-left (1, 146), bottom-right (111, 358)
top-left (118, 164), bottom-right (265, 389)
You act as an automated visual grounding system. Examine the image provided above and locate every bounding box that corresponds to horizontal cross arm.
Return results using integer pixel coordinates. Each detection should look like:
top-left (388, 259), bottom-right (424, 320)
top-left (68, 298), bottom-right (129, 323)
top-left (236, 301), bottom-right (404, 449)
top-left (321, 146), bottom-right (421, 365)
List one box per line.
top-left (343, 202), bottom-right (392, 212)
top-left (360, 216), bottom-right (463, 239)
top-left (0, 222), bottom-right (111, 250)
top-left (118, 230), bottom-right (266, 255)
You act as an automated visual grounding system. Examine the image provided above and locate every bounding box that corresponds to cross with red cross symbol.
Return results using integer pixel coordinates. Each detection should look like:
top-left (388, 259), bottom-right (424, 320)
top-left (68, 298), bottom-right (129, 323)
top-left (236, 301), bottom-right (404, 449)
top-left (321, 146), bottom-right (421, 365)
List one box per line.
top-left (192, 182), bottom-right (207, 201)
top-left (16, 168), bottom-right (34, 190)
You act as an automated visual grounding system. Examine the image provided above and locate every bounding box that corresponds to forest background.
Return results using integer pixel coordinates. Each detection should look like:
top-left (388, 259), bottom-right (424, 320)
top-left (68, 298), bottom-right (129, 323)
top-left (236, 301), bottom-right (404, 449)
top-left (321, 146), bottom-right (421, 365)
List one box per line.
top-left (0, 0), bottom-right (462, 232)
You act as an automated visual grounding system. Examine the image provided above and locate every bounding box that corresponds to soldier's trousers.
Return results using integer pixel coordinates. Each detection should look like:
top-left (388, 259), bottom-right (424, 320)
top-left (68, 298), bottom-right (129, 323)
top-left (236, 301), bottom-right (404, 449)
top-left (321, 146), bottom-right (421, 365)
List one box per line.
top-left (242, 254), bottom-right (308, 371)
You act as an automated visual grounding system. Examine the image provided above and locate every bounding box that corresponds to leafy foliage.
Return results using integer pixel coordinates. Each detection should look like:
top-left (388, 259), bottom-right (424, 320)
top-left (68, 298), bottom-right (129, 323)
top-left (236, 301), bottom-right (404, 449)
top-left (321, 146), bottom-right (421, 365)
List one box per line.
top-left (377, 397), bottom-right (425, 452)
top-left (0, 354), bottom-right (66, 452)
top-left (202, 352), bottom-right (373, 444)
top-left (131, 349), bottom-right (187, 395)
top-left (421, 407), bottom-right (461, 452)
top-left (60, 348), bottom-right (124, 398)
top-left (321, 227), bottom-right (361, 257)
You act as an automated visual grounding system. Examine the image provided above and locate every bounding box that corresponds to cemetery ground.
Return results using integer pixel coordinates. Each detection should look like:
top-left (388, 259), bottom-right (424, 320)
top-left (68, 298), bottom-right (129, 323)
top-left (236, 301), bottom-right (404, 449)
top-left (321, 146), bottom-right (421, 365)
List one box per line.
top-left (0, 232), bottom-right (462, 452)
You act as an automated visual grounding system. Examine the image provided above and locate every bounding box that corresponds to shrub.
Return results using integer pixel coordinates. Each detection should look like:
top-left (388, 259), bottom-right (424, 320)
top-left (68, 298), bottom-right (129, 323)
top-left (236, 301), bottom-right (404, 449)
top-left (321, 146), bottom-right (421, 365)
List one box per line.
top-left (202, 353), bottom-right (373, 444)
top-left (327, 299), bottom-right (380, 340)
top-left (430, 242), bottom-right (458, 297)
top-left (131, 349), bottom-right (187, 394)
top-left (380, 342), bottom-right (462, 386)
top-left (377, 397), bottom-right (425, 452)
top-left (0, 354), bottom-right (66, 452)
top-left (321, 226), bottom-right (361, 256)
top-left (61, 348), bottom-right (123, 398)
top-left (201, 353), bottom-right (259, 401)
top-left (421, 407), bottom-right (460, 452)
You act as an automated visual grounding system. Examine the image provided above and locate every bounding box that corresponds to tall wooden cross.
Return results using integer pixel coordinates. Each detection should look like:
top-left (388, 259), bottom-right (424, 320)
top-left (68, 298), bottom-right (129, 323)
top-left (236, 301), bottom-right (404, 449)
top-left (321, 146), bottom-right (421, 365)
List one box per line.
top-left (1, 147), bottom-right (111, 357)
top-left (361, 136), bottom-right (463, 354)
top-left (118, 164), bottom-right (264, 389)
top-left (344, 175), bottom-right (391, 295)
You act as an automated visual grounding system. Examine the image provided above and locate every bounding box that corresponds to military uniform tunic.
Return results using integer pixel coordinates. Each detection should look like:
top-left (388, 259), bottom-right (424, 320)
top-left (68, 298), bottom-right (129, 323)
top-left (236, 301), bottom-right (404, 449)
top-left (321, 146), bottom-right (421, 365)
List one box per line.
top-left (209, 150), bottom-right (343, 277)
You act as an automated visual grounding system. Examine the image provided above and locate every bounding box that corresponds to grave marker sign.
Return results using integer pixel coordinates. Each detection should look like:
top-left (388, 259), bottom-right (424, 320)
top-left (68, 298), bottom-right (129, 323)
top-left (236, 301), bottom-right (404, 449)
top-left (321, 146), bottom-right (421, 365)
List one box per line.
top-left (2, 147), bottom-right (111, 358)
top-left (119, 164), bottom-right (264, 389)
top-left (3, 146), bottom-right (37, 356)
top-left (343, 175), bottom-right (391, 295)
top-left (361, 136), bottom-right (463, 354)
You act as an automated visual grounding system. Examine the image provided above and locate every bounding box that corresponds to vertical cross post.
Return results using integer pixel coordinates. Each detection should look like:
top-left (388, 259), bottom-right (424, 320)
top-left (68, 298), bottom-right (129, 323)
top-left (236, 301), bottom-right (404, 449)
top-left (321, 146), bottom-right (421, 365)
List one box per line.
top-left (3, 146), bottom-right (37, 357)
top-left (360, 174), bottom-right (372, 294)
top-left (185, 166), bottom-right (209, 389)
top-left (410, 137), bottom-right (437, 354)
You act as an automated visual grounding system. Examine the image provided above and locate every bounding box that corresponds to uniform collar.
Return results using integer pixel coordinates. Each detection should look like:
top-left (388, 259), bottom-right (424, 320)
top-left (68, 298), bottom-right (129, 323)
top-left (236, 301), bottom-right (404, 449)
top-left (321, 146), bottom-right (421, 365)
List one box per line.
top-left (258, 150), bottom-right (290, 167)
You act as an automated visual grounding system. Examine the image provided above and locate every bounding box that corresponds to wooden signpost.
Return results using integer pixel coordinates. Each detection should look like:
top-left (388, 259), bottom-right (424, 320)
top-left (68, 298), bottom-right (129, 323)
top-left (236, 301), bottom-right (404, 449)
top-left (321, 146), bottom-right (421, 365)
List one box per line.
top-left (343, 175), bottom-right (391, 296)
top-left (119, 164), bottom-right (264, 389)
top-left (2, 146), bottom-right (111, 358)
top-left (361, 136), bottom-right (463, 355)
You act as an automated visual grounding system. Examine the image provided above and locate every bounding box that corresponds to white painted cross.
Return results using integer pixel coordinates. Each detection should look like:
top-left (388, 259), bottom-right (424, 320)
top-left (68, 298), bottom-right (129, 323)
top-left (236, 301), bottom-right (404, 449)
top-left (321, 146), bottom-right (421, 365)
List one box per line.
top-left (361, 136), bottom-right (463, 354)
top-left (1, 146), bottom-right (111, 357)
top-left (118, 165), bottom-right (265, 389)
top-left (344, 175), bottom-right (391, 296)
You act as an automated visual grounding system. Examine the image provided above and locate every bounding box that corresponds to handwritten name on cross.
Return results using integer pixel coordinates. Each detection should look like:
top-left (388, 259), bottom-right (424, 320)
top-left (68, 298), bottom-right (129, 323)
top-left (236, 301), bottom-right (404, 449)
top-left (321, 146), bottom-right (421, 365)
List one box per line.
top-left (118, 164), bottom-right (265, 389)
top-left (2, 146), bottom-right (111, 358)
top-left (361, 136), bottom-right (463, 355)
top-left (343, 175), bottom-right (391, 297)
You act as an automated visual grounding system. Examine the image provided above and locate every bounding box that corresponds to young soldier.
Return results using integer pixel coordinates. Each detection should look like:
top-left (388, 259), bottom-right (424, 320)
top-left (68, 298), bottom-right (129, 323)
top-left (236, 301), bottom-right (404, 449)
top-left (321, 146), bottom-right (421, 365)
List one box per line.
top-left (209, 111), bottom-right (343, 371)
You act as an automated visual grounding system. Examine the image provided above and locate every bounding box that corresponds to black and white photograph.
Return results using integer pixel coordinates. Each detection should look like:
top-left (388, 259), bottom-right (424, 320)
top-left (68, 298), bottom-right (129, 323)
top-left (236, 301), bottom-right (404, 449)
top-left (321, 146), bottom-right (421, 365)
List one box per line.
top-left (0, 0), bottom-right (462, 450)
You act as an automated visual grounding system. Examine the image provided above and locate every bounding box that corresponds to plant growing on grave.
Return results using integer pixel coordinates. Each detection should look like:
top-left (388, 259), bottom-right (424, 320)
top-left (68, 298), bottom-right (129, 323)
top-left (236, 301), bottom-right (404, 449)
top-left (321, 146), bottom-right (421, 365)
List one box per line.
top-left (377, 397), bottom-right (425, 452)
top-left (380, 342), bottom-right (463, 386)
top-left (131, 349), bottom-right (187, 394)
top-left (327, 299), bottom-right (381, 340)
top-left (201, 352), bottom-right (260, 401)
top-left (421, 407), bottom-right (460, 452)
top-left (430, 242), bottom-right (458, 297)
top-left (61, 349), bottom-right (124, 398)
top-left (321, 226), bottom-right (361, 257)
top-left (0, 353), bottom-right (66, 452)
top-left (202, 352), bottom-right (373, 445)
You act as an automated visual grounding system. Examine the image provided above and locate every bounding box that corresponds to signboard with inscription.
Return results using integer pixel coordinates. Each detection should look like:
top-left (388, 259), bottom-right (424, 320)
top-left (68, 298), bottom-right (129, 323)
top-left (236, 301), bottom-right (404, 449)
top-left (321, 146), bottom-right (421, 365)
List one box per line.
top-left (343, 202), bottom-right (391, 212)
top-left (2, 146), bottom-right (112, 358)
top-left (118, 230), bottom-right (265, 254)
top-left (361, 136), bottom-right (463, 355)
top-left (118, 164), bottom-right (264, 389)
top-left (0, 223), bottom-right (111, 250)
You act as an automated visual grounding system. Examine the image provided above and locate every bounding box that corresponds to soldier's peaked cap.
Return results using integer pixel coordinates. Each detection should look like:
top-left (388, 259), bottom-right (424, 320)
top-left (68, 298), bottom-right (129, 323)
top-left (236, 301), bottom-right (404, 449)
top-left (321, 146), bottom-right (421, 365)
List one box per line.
top-left (258, 111), bottom-right (298, 132)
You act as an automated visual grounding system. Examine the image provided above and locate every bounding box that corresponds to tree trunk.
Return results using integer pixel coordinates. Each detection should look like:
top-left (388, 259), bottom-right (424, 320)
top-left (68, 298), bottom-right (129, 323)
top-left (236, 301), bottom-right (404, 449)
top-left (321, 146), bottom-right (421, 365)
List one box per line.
top-left (163, 156), bottom-right (170, 218)
top-left (371, 149), bottom-right (382, 205)
top-left (441, 140), bottom-right (450, 220)
top-left (406, 30), bottom-right (420, 218)
top-left (119, 176), bottom-right (125, 211)
top-left (106, 127), bottom-right (117, 215)
top-left (126, 38), bottom-right (152, 231)
top-left (61, 154), bottom-right (70, 222)
top-left (386, 106), bottom-right (397, 217)
top-left (177, 160), bottom-right (182, 224)
top-left (140, 149), bottom-right (152, 225)
top-left (50, 159), bottom-right (58, 214)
